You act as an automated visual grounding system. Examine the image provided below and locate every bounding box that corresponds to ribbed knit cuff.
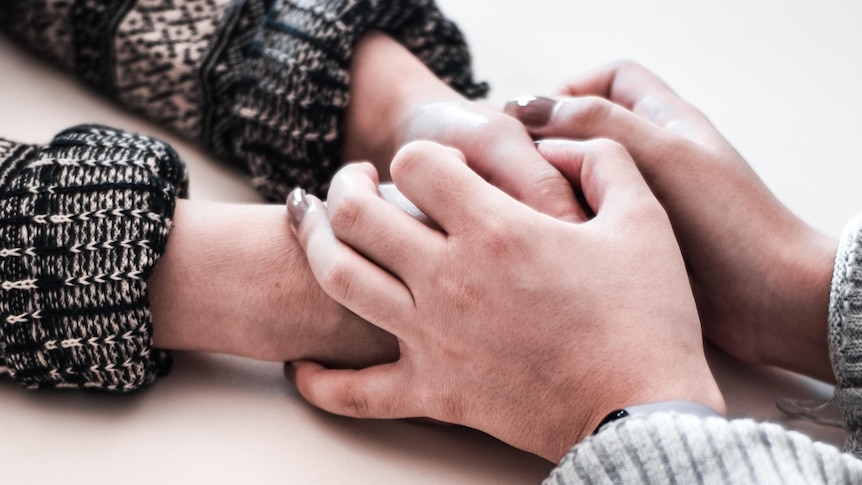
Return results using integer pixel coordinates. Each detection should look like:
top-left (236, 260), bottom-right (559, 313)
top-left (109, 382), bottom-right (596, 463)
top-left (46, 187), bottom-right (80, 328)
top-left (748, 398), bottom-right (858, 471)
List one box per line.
top-left (0, 125), bottom-right (188, 392)
top-left (548, 414), bottom-right (862, 484)
top-left (829, 215), bottom-right (862, 454)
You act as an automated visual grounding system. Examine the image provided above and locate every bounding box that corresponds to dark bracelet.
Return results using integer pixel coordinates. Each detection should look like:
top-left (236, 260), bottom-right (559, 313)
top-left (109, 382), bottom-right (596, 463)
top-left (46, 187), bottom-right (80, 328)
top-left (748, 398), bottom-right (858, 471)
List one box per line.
top-left (593, 409), bottom-right (630, 435)
top-left (593, 401), bottom-right (721, 435)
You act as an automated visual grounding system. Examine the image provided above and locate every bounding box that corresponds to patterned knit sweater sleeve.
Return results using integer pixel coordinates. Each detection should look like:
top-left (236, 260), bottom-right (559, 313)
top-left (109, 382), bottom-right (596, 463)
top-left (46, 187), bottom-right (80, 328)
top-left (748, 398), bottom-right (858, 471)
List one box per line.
top-left (544, 215), bottom-right (862, 484)
top-left (1, 0), bottom-right (488, 200)
top-left (0, 125), bottom-right (188, 392)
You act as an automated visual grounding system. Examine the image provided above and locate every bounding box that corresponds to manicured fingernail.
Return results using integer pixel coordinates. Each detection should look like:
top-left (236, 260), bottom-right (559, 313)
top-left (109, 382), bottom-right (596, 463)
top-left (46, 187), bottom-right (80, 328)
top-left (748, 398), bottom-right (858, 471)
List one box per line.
top-left (287, 187), bottom-right (309, 229)
top-left (504, 95), bottom-right (557, 128)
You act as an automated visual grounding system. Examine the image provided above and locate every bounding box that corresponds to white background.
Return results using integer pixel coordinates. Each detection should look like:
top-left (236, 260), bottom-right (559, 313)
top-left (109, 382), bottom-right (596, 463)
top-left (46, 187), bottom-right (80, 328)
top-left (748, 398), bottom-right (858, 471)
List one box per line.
top-left (0, 1), bottom-right (859, 482)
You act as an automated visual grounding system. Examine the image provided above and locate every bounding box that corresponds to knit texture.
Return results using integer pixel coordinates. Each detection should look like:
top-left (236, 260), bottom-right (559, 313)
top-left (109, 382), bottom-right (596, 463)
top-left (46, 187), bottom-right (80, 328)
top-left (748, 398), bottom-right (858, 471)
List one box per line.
top-left (548, 413), bottom-right (862, 485)
top-left (0, 125), bottom-right (187, 392)
top-left (3, 0), bottom-right (489, 199)
top-left (830, 215), bottom-right (862, 455)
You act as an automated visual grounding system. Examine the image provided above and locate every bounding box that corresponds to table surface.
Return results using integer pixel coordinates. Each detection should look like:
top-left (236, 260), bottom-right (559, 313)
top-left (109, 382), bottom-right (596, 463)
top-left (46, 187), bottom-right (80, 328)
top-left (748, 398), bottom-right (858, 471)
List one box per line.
top-left (1, 1), bottom-right (859, 482)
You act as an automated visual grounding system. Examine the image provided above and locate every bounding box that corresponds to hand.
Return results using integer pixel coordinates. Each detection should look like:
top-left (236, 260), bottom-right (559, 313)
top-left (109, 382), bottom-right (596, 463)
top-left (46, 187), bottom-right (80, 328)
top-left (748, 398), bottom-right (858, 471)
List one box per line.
top-left (148, 199), bottom-right (399, 368)
top-left (504, 61), bottom-right (839, 382)
top-left (286, 140), bottom-right (724, 463)
top-left (342, 31), bottom-right (586, 222)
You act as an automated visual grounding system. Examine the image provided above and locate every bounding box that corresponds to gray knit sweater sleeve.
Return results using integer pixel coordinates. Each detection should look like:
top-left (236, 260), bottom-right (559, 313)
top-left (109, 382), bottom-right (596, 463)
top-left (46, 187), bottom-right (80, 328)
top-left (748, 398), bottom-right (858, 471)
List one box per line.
top-left (546, 414), bottom-right (862, 484)
top-left (0, 125), bottom-right (188, 392)
top-left (829, 215), bottom-right (862, 454)
top-left (1, 0), bottom-right (488, 200)
top-left (545, 216), bottom-right (862, 483)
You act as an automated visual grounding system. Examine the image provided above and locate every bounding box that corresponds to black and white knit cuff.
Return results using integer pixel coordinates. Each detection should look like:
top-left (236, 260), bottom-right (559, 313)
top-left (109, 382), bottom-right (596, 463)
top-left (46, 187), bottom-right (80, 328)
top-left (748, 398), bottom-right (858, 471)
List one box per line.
top-left (0, 125), bottom-right (188, 392)
top-left (829, 215), bottom-right (862, 454)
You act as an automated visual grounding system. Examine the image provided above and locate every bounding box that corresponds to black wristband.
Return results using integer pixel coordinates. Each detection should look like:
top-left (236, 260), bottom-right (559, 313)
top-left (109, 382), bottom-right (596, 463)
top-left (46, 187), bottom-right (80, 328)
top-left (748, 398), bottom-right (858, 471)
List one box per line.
top-left (593, 401), bottom-right (721, 435)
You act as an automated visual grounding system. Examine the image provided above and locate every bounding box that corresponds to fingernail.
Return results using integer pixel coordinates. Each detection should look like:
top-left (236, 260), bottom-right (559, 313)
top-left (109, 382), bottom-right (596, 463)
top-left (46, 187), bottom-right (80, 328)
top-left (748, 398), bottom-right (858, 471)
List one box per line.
top-left (504, 95), bottom-right (557, 128)
top-left (287, 187), bottom-right (309, 229)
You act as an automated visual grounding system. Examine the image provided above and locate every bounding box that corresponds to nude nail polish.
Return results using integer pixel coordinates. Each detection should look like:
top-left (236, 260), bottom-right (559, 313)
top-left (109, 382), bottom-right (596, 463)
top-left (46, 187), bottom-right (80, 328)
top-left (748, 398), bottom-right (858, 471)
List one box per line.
top-left (504, 95), bottom-right (557, 128)
top-left (288, 188), bottom-right (309, 229)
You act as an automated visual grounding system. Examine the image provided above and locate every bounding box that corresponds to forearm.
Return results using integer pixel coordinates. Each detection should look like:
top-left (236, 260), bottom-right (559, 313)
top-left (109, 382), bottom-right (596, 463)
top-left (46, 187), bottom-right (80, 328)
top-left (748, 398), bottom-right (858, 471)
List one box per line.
top-left (148, 201), bottom-right (324, 360)
top-left (148, 200), bottom-right (398, 368)
top-left (4, 1), bottom-right (486, 200)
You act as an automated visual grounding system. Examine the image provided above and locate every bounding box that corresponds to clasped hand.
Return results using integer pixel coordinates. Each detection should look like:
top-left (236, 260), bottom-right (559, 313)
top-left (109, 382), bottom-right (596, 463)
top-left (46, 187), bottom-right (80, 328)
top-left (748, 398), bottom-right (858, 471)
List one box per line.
top-left (287, 139), bottom-right (723, 462)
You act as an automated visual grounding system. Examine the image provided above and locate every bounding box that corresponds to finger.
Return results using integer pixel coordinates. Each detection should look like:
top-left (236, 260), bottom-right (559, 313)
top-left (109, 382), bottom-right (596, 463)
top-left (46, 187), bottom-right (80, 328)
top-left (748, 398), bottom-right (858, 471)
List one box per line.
top-left (510, 95), bottom-right (683, 177)
top-left (326, 163), bottom-right (444, 280)
top-left (464, 133), bottom-right (587, 223)
top-left (290, 191), bottom-right (415, 335)
top-left (390, 141), bottom-right (522, 235)
top-left (292, 360), bottom-right (420, 419)
top-left (536, 139), bottom-right (656, 219)
top-left (553, 60), bottom-right (703, 126)
top-left (378, 183), bottom-right (439, 230)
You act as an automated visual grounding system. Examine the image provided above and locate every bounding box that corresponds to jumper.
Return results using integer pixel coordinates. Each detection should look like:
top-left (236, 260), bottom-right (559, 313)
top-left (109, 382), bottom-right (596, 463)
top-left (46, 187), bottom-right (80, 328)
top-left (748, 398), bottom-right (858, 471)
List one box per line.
top-left (0, 126), bottom-right (185, 391)
top-left (0, 0), bottom-right (485, 391)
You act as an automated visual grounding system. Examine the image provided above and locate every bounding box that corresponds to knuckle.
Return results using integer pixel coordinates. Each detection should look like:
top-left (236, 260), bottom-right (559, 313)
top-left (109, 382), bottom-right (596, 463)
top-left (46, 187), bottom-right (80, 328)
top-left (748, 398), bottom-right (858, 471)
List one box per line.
top-left (336, 383), bottom-right (372, 418)
top-left (590, 138), bottom-right (628, 158)
top-left (391, 140), bottom-right (437, 179)
top-left (320, 256), bottom-right (356, 302)
top-left (329, 192), bottom-right (365, 235)
top-left (571, 96), bottom-right (614, 129)
top-left (629, 195), bottom-right (668, 223)
top-left (613, 58), bottom-right (643, 72)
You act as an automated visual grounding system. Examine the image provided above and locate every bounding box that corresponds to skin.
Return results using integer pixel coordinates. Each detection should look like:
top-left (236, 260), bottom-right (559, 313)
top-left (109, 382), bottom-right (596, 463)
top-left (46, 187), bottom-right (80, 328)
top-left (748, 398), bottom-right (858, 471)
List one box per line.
top-left (147, 199), bottom-right (398, 367)
top-left (145, 31), bottom-right (575, 367)
top-left (504, 61), bottom-right (838, 382)
top-left (343, 31), bottom-right (585, 222)
top-left (287, 140), bottom-right (725, 463)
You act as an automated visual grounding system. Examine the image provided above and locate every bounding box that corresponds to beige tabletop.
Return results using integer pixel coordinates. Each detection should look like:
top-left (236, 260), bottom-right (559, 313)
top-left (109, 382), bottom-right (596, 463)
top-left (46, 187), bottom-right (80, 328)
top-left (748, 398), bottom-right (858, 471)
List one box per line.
top-left (0, 0), bottom-right (859, 482)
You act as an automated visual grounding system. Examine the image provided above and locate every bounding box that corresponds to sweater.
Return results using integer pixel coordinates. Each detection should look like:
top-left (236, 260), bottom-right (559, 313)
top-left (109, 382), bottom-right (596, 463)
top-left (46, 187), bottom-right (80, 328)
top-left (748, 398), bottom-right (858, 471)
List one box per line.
top-left (0, 0), bottom-right (488, 199)
top-left (0, 0), bottom-right (485, 391)
top-left (0, 125), bottom-right (186, 391)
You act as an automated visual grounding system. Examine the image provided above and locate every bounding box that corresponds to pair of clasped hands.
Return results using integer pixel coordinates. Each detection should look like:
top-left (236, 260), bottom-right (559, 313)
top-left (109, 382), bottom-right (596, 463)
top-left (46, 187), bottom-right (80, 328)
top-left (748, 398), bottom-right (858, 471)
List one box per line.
top-left (285, 59), bottom-right (837, 463)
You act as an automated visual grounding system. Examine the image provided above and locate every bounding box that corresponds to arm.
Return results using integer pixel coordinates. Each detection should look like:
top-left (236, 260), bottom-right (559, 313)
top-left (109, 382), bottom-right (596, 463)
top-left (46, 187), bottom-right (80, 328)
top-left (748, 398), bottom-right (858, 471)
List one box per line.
top-left (285, 139), bottom-right (862, 483)
top-left (504, 61), bottom-right (838, 382)
top-left (0, 126), bottom-right (397, 392)
top-left (148, 199), bottom-right (398, 369)
top-left (342, 31), bottom-right (584, 222)
top-left (1, 0), bottom-right (487, 201)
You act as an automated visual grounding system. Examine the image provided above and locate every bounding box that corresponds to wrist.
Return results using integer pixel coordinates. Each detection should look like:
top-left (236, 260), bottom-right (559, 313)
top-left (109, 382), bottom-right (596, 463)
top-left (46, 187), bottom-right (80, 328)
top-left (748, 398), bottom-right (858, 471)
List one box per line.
top-left (758, 228), bottom-right (838, 381)
top-left (149, 200), bottom-right (314, 359)
top-left (149, 200), bottom-right (399, 367)
top-left (593, 400), bottom-right (721, 435)
top-left (537, 363), bottom-right (726, 463)
top-left (343, 31), bottom-right (461, 172)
